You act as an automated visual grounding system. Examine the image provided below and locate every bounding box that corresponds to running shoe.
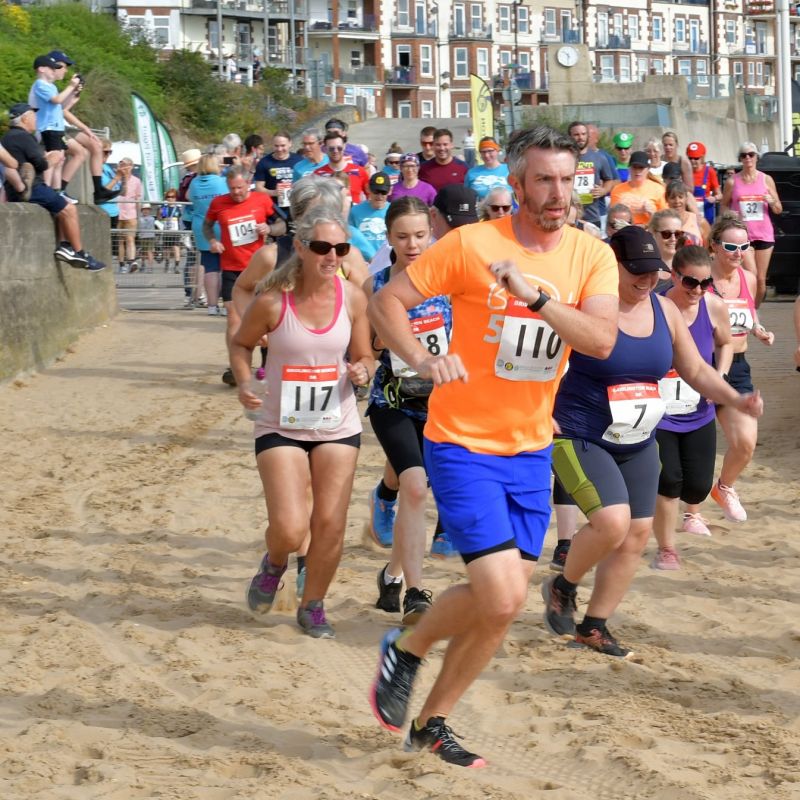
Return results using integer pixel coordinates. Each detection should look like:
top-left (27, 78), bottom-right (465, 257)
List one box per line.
top-left (404, 716), bottom-right (486, 768)
top-left (430, 531), bottom-right (457, 559)
top-left (402, 587), bottom-right (433, 626)
top-left (369, 628), bottom-right (421, 732)
top-left (297, 600), bottom-right (335, 639)
top-left (19, 162), bottom-right (35, 202)
top-left (296, 566), bottom-right (306, 600)
top-left (682, 512), bottom-right (711, 536)
top-left (651, 546), bottom-right (681, 571)
top-left (207, 306), bottom-right (219, 316)
top-left (376, 564), bottom-right (402, 613)
top-left (53, 242), bottom-right (88, 267)
top-left (368, 485), bottom-right (396, 548)
top-left (574, 625), bottom-right (632, 659)
top-left (246, 554), bottom-right (286, 616)
top-left (541, 575), bottom-right (577, 638)
top-left (83, 253), bottom-right (106, 272)
top-left (222, 368), bottom-right (237, 387)
top-left (58, 190), bottom-right (79, 205)
top-left (549, 541), bottom-right (571, 572)
top-left (710, 481), bottom-right (747, 522)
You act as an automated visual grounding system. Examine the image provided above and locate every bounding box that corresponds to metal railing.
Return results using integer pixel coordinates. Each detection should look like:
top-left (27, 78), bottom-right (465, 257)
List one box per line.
top-left (596, 34), bottom-right (632, 49)
top-left (385, 65), bottom-right (417, 84)
top-left (187, 0), bottom-right (308, 14)
top-left (310, 14), bottom-right (378, 32)
top-left (449, 23), bottom-right (493, 39)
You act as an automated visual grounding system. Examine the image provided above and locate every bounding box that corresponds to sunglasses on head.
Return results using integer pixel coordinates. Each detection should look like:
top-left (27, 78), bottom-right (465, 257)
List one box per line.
top-left (658, 229), bottom-right (684, 240)
top-left (490, 204), bottom-right (511, 212)
top-left (674, 269), bottom-right (713, 290)
top-left (739, 151), bottom-right (757, 159)
top-left (302, 239), bottom-right (351, 256)
top-left (716, 240), bottom-right (750, 253)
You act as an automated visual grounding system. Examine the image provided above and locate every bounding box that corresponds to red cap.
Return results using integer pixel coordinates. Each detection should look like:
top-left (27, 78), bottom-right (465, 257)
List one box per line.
top-left (686, 141), bottom-right (706, 158)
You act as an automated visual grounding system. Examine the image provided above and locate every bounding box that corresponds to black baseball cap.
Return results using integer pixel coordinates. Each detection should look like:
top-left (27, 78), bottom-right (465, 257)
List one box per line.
top-left (609, 226), bottom-right (665, 274)
top-left (433, 184), bottom-right (478, 228)
top-left (8, 102), bottom-right (37, 120)
top-left (629, 150), bottom-right (650, 168)
top-left (368, 172), bottom-right (391, 194)
top-left (325, 118), bottom-right (348, 131)
top-left (33, 55), bottom-right (59, 70)
top-left (46, 50), bottom-right (75, 66)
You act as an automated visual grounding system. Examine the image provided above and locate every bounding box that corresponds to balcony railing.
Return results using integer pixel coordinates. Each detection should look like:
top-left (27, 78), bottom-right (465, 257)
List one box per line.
top-left (385, 65), bottom-right (417, 84)
top-left (188, 0), bottom-right (308, 14)
top-left (562, 29), bottom-right (580, 43)
top-left (336, 65), bottom-right (381, 83)
top-left (309, 14), bottom-right (377, 32)
top-left (597, 33), bottom-right (632, 49)
top-left (449, 23), bottom-right (493, 39)
top-left (390, 21), bottom-right (438, 36)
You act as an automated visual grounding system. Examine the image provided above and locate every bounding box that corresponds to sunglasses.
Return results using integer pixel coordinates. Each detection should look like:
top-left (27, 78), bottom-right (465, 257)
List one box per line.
top-left (616, 146), bottom-right (631, 151)
top-left (327, 145), bottom-right (345, 152)
top-left (103, 150), bottom-right (112, 155)
top-left (490, 204), bottom-right (511, 212)
top-left (420, 140), bottom-right (434, 145)
top-left (55, 63), bottom-right (67, 69)
top-left (674, 269), bottom-right (713, 290)
top-left (302, 239), bottom-right (351, 256)
top-left (386, 160), bottom-right (400, 166)
top-left (739, 152), bottom-right (757, 159)
top-left (657, 229), bottom-right (684, 240)
top-left (716, 240), bottom-right (750, 253)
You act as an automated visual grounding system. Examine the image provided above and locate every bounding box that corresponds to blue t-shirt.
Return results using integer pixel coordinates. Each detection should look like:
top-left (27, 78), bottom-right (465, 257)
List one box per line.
top-left (464, 163), bottom-right (510, 199)
top-left (188, 173), bottom-right (228, 251)
top-left (348, 224), bottom-right (375, 262)
top-left (98, 163), bottom-right (121, 219)
top-left (30, 79), bottom-right (63, 133)
top-left (348, 201), bottom-right (388, 261)
top-left (292, 156), bottom-right (329, 181)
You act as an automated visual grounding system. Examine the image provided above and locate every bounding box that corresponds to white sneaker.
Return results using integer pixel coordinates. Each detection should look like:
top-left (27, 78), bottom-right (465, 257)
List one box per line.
top-left (681, 512), bottom-right (711, 536)
top-left (207, 306), bottom-right (218, 316)
top-left (710, 481), bottom-right (747, 523)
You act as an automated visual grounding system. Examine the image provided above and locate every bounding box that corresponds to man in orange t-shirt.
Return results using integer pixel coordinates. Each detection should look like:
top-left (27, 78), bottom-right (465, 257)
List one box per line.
top-left (367, 126), bottom-right (619, 767)
top-left (609, 150), bottom-right (667, 226)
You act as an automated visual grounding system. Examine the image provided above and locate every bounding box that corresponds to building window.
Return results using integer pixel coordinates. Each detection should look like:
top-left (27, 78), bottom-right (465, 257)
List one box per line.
top-left (397, 0), bottom-right (410, 27)
top-left (696, 59), bottom-right (708, 85)
top-left (612, 13), bottom-right (623, 36)
top-left (500, 50), bottom-right (512, 67)
top-left (733, 61), bottom-right (743, 86)
top-left (455, 101), bottom-right (471, 117)
top-left (518, 51), bottom-right (530, 72)
top-left (477, 47), bottom-right (489, 78)
top-left (619, 54), bottom-right (631, 82)
top-left (690, 19), bottom-right (700, 51)
top-left (675, 19), bottom-right (686, 44)
top-left (726, 20), bottom-right (736, 44)
top-left (561, 10), bottom-right (571, 37)
top-left (747, 61), bottom-right (755, 85)
top-left (756, 60), bottom-right (763, 84)
top-left (420, 44), bottom-right (432, 76)
top-left (678, 58), bottom-right (691, 76)
top-left (398, 101), bottom-right (412, 118)
top-left (652, 17), bottom-right (662, 42)
top-left (396, 44), bottom-right (412, 68)
top-left (421, 99), bottom-right (434, 117)
top-left (415, 1), bottom-right (426, 34)
top-left (152, 16), bottom-right (171, 47)
top-left (499, 5), bottom-right (511, 34)
top-left (597, 12), bottom-right (608, 46)
top-left (454, 46), bottom-right (468, 77)
top-left (208, 20), bottom-right (220, 50)
top-left (544, 9), bottom-right (556, 38)
top-left (454, 4), bottom-right (465, 36)
top-left (628, 15), bottom-right (639, 42)
top-left (637, 57), bottom-right (648, 78)
top-left (470, 4), bottom-right (482, 31)
top-left (600, 54), bottom-right (614, 81)
top-left (517, 7), bottom-right (529, 34)
top-left (350, 49), bottom-right (362, 68)
top-left (652, 58), bottom-right (664, 75)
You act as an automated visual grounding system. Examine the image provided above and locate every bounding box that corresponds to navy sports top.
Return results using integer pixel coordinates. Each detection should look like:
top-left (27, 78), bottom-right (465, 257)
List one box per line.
top-left (554, 293), bottom-right (673, 453)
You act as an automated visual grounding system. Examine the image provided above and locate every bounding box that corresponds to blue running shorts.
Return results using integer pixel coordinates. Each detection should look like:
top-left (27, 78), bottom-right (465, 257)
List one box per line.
top-left (423, 438), bottom-right (552, 562)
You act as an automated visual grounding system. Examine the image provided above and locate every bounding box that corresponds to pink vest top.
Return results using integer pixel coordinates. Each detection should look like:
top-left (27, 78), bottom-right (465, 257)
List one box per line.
top-left (730, 171), bottom-right (774, 244)
top-left (255, 275), bottom-right (361, 441)
top-left (708, 267), bottom-right (756, 338)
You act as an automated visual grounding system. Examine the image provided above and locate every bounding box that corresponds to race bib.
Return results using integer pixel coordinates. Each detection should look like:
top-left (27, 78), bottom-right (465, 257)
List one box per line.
top-left (494, 299), bottom-right (564, 382)
top-left (740, 195), bottom-right (764, 222)
top-left (228, 218), bottom-right (258, 247)
top-left (163, 217), bottom-right (179, 231)
top-left (277, 180), bottom-right (292, 207)
top-left (389, 313), bottom-right (448, 377)
top-left (725, 297), bottom-right (754, 335)
top-left (279, 365), bottom-right (341, 430)
top-left (602, 382), bottom-right (666, 445)
top-left (659, 369), bottom-right (701, 415)
top-left (574, 167), bottom-right (595, 204)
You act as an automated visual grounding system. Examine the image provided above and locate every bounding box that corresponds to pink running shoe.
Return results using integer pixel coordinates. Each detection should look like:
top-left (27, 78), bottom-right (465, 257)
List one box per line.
top-left (681, 512), bottom-right (711, 536)
top-left (651, 547), bottom-right (681, 571)
top-left (710, 481), bottom-right (747, 522)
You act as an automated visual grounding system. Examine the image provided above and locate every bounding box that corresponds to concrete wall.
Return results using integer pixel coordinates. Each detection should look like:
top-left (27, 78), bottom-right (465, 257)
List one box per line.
top-left (0, 204), bottom-right (117, 382)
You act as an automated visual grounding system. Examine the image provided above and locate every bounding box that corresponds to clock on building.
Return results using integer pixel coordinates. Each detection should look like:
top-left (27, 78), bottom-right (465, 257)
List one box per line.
top-left (556, 45), bottom-right (579, 67)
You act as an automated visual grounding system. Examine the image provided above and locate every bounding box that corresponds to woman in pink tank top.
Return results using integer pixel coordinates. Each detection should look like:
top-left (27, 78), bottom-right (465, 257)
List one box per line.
top-left (705, 214), bottom-right (774, 525)
top-left (230, 205), bottom-right (374, 639)
top-left (721, 142), bottom-right (783, 306)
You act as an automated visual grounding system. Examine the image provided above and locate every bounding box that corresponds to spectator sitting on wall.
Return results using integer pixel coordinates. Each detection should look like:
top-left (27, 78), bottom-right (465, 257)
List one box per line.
top-left (0, 142), bottom-right (34, 203)
top-left (1, 102), bottom-right (105, 270)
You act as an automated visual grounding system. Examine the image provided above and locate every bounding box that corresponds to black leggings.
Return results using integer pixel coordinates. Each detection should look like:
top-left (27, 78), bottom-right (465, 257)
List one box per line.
top-left (656, 419), bottom-right (716, 504)
top-left (368, 404), bottom-right (426, 477)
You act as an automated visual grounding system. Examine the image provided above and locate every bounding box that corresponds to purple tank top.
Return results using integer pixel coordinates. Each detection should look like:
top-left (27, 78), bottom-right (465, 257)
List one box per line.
top-left (657, 296), bottom-right (715, 433)
top-left (255, 275), bottom-right (361, 441)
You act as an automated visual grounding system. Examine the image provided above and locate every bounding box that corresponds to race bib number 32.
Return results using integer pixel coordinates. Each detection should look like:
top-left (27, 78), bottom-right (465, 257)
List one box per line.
top-left (280, 365), bottom-right (341, 430)
top-left (602, 382), bottom-right (665, 445)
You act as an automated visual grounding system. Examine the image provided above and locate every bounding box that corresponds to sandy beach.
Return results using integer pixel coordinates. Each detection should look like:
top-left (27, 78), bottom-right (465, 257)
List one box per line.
top-left (1, 300), bottom-right (798, 799)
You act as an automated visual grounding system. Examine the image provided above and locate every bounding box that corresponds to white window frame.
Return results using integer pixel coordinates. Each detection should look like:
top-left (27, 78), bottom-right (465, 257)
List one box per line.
top-left (396, 44), bottom-right (412, 68)
top-left (612, 13), bottom-right (623, 36)
top-left (518, 51), bottom-right (530, 72)
top-left (499, 5), bottom-right (511, 34)
top-left (397, 101), bottom-right (412, 118)
top-left (726, 20), bottom-right (736, 44)
top-left (517, 7), bottom-right (529, 34)
top-left (756, 60), bottom-right (764, 84)
top-left (628, 15), bottom-right (639, 42)
top-left (454, 3), bottom-right (466, 35)
top-left (747, 61), bottom-right (755, 85)
top-left (597, 12), bottom-right (609, 46)
top-left (600, 54), bottom-right (615, 82)
top-left (678, 58), bottom-right (691, 76)
top-left (675, 18), bottom-right (686, 44)
top-left (652, 17), bottom-right (662, 42)
top-left (652, 58), bottom-right (665, 75)
top-left (544, 8), bottom-right (557, 38)
top-left (397, 0), bottom-right (410, 27)
top-left (733, 61), bottom-right (744, 86)
top-left (637, 57), bottom-right (648, 78)
top-left (455, 101), bottom-right (471, 118)
top-left (350, 49), bottom-right (362, 68)
top-left (421, 99), bottom-right (434, 118)
top-left (561, 10), bottom-right (571, 36)
top-left (415, 1), bottom-right (426, 34)
top-left (619, 54), bottom-right (631, 82)
top-left (470, 4), bottom-right (482, 31)
top-left (454, 46), bottom-right (468, 78)
top-left (420, 44), bottom-right (433, 76)
top-left (500, 50), bottom-right (512, 67)
top-left (152, 16), bottom-right (171, 47)
top-left (477, 47), bottom-right (489, 78)
top-left (696, 59), bottom-right (708, 85)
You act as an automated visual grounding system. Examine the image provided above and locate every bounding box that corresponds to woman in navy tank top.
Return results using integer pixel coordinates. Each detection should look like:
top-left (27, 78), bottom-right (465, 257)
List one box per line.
top-left (543, 226), bottom-right (763, 658)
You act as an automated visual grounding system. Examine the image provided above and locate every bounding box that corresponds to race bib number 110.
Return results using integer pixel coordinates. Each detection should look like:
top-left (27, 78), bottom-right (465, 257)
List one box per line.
top-left (493, 299), bottom-right (564, 382)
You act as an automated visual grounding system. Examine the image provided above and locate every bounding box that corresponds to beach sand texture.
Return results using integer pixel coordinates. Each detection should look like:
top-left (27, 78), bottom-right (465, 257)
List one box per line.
top-left (1, 302), bottom-right (798, 800)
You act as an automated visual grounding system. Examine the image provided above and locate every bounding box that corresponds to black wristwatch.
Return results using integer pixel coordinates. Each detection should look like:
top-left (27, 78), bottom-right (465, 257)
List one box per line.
top-left (527, 289), bottom-right (551, 313)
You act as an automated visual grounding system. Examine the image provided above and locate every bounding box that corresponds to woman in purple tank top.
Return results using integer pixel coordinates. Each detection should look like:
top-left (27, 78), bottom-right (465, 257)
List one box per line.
top-left (651, 246), bottom-right (733, 570)
top-left (230, 205), bottom-right (374, 639)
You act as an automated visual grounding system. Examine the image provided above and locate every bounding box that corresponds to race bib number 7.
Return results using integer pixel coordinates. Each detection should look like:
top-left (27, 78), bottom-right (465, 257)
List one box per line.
top-left (602, 382), bottom-right (666, 445)
top-left (280, 365), bottom-right (341, 430)
top-left (389, 313), bottom-right (448, 377)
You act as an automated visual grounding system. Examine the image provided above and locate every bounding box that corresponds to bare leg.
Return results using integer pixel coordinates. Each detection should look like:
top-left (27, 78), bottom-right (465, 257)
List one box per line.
top-left (716, 406), bottom-right (758, 488)
top-left (562, 504), bottom-right (631, 585)
top-left (653, 495), bottom-right (679, 550)
top-left (753, 246), bottom-right (774, 307)
top-left (387, 466), bottom-right (427, 588)
top-left (62, 138), bottom-right (88, 185)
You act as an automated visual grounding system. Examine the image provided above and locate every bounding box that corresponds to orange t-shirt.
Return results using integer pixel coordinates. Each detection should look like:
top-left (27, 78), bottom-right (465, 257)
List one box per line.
top-left (609, 180), bottom-right (667, 226)
top-left (405, 217), bottom-right (618, 455)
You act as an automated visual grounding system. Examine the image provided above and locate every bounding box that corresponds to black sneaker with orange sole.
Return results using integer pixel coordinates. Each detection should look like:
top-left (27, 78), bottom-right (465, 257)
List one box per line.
top-left (574, 625), bottom-right (633, 659)
top-left (404, 716), bottom-right (486, 768)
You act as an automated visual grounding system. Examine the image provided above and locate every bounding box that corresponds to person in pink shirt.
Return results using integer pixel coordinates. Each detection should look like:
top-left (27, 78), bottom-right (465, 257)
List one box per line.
top-left (116, 158), bottom-right (142, 272)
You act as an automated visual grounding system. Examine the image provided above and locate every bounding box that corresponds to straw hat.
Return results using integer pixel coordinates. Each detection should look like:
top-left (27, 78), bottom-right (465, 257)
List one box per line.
top-left (181, 148), bottom-right (202, 168)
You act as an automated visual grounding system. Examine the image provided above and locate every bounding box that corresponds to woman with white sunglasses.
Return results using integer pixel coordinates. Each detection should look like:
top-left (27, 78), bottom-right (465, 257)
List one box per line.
top-left (720, 142), bottom-right (782, 306)
top-left (706, 214), bottom-right (774, 524)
